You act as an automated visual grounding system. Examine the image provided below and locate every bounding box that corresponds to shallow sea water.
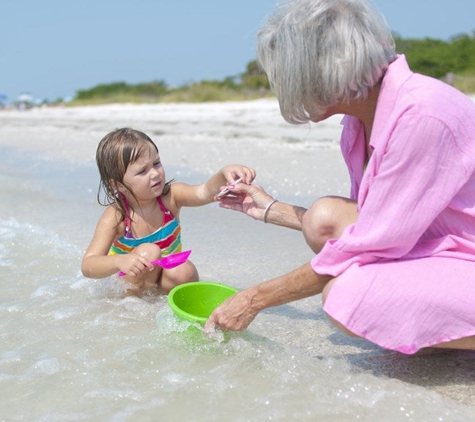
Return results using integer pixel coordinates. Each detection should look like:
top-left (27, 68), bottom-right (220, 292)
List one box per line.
top-left (1, 146), bottom-right (475, 421)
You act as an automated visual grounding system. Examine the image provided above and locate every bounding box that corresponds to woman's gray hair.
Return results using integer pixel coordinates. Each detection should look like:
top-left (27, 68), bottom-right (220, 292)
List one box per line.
top-left (257, 0), bottom-right (396, 123)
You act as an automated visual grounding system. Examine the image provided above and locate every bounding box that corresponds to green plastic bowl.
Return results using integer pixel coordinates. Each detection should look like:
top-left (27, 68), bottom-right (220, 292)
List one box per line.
top-left (168, 282), bottom-right (238, 324)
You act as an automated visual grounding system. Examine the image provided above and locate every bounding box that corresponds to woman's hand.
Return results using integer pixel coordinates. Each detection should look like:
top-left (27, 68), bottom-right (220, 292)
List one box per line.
top-left (216, 183), bottom-right (275, 221)
top-left (204, 289), bottom-right (260, 332)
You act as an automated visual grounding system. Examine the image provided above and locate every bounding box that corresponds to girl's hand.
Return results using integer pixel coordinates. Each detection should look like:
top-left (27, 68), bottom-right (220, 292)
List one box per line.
top-left (221, 165), bottom-right (256, 186)
top-left (118, 253), bottom-right (154, 277)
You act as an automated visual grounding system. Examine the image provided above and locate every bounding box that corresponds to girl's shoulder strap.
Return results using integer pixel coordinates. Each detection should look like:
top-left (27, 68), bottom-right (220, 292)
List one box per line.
top-left (122, 195), bottom-right (132, 233)
top-left (157, 195), bottom-right (169, 213)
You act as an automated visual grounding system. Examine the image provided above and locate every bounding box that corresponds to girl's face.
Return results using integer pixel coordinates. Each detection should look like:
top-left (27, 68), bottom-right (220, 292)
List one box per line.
top-left (119, 143), bottom-right (166, 202)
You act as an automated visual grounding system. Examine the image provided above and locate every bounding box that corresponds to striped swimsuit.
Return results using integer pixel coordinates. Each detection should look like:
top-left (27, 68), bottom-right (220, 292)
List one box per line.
top-left (109, 196), bottom-right (182, 257)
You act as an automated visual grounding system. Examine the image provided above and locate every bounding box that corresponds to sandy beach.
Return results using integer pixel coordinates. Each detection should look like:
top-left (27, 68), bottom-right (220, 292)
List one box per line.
top-left (0, 99), bottom-right (350, 199)
top-left (1, 99), bottom-right (475, 418)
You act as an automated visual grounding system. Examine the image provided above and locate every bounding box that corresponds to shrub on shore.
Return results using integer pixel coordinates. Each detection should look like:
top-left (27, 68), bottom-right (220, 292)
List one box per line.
top-left (68, 33), bottom-right (475, 106)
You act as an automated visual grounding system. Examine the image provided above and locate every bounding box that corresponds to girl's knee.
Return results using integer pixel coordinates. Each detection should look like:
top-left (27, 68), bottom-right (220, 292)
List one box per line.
top-left (177, 261), bottom-right (199, 283)
top-left (159, 261), bottom-right (199, 294)
top-left (133, 243), bottom-right (162, 261)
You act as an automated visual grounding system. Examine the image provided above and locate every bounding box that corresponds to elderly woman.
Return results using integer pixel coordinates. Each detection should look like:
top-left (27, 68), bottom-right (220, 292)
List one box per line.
top-left (207, 0), bottom-right (475, 354)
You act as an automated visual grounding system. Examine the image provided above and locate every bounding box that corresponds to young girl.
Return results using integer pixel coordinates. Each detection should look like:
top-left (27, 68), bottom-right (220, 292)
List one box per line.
top-left (81, 128), bottom-right (255, 295)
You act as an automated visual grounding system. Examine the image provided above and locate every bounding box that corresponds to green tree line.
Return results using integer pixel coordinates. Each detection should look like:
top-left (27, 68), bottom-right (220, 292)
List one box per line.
top-left (72, 32), bottom-right (475, 105)
top-left (396, 32), bottom-right (475, 92)
top-left (73, 60), bottom-right (269, 105)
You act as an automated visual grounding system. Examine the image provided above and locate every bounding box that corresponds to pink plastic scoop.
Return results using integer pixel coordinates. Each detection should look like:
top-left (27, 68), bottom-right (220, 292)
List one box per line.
top-left (118, 250), bottom-right (192, 277)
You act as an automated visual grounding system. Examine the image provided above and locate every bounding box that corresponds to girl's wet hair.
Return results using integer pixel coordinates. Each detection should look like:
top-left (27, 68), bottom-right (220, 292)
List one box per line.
top-left (96, 128), bottom-right (171, 223)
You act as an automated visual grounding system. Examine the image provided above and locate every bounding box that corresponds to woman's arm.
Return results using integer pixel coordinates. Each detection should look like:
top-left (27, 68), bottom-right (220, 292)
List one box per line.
top-left (205, 262), bottom-right (331, 331)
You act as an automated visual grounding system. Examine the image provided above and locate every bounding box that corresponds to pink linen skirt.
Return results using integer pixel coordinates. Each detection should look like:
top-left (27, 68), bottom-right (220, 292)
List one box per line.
top-left (323, 256), bottom-right (475, 354)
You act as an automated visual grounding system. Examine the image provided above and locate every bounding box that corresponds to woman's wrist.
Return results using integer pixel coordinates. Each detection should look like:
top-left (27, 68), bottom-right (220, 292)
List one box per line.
top-left (263, 199), bottom-right (278, 223)
top-left (259, 200), bottom-right (306, 231)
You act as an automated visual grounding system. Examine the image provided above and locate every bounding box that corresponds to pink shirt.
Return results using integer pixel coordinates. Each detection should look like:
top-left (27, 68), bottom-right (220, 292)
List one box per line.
top-left (311, 55), bottom-right (475, 276)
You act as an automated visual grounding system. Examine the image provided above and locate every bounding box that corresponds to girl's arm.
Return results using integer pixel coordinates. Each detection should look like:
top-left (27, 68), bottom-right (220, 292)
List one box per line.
top-left (81, 207), bottom-right (123, 278)
top-left (81, 207), bottom-right (153, 278)
top-left (170, 164), bottom-right (256, 209)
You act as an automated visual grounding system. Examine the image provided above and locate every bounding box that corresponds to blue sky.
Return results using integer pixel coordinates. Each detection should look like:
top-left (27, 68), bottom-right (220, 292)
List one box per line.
top-left (2, 0), bottom-right (475, 102)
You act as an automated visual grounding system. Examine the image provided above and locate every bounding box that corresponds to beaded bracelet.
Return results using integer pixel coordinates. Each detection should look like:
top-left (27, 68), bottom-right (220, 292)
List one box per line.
top-left (263, 199), bottom-right (278, 223)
